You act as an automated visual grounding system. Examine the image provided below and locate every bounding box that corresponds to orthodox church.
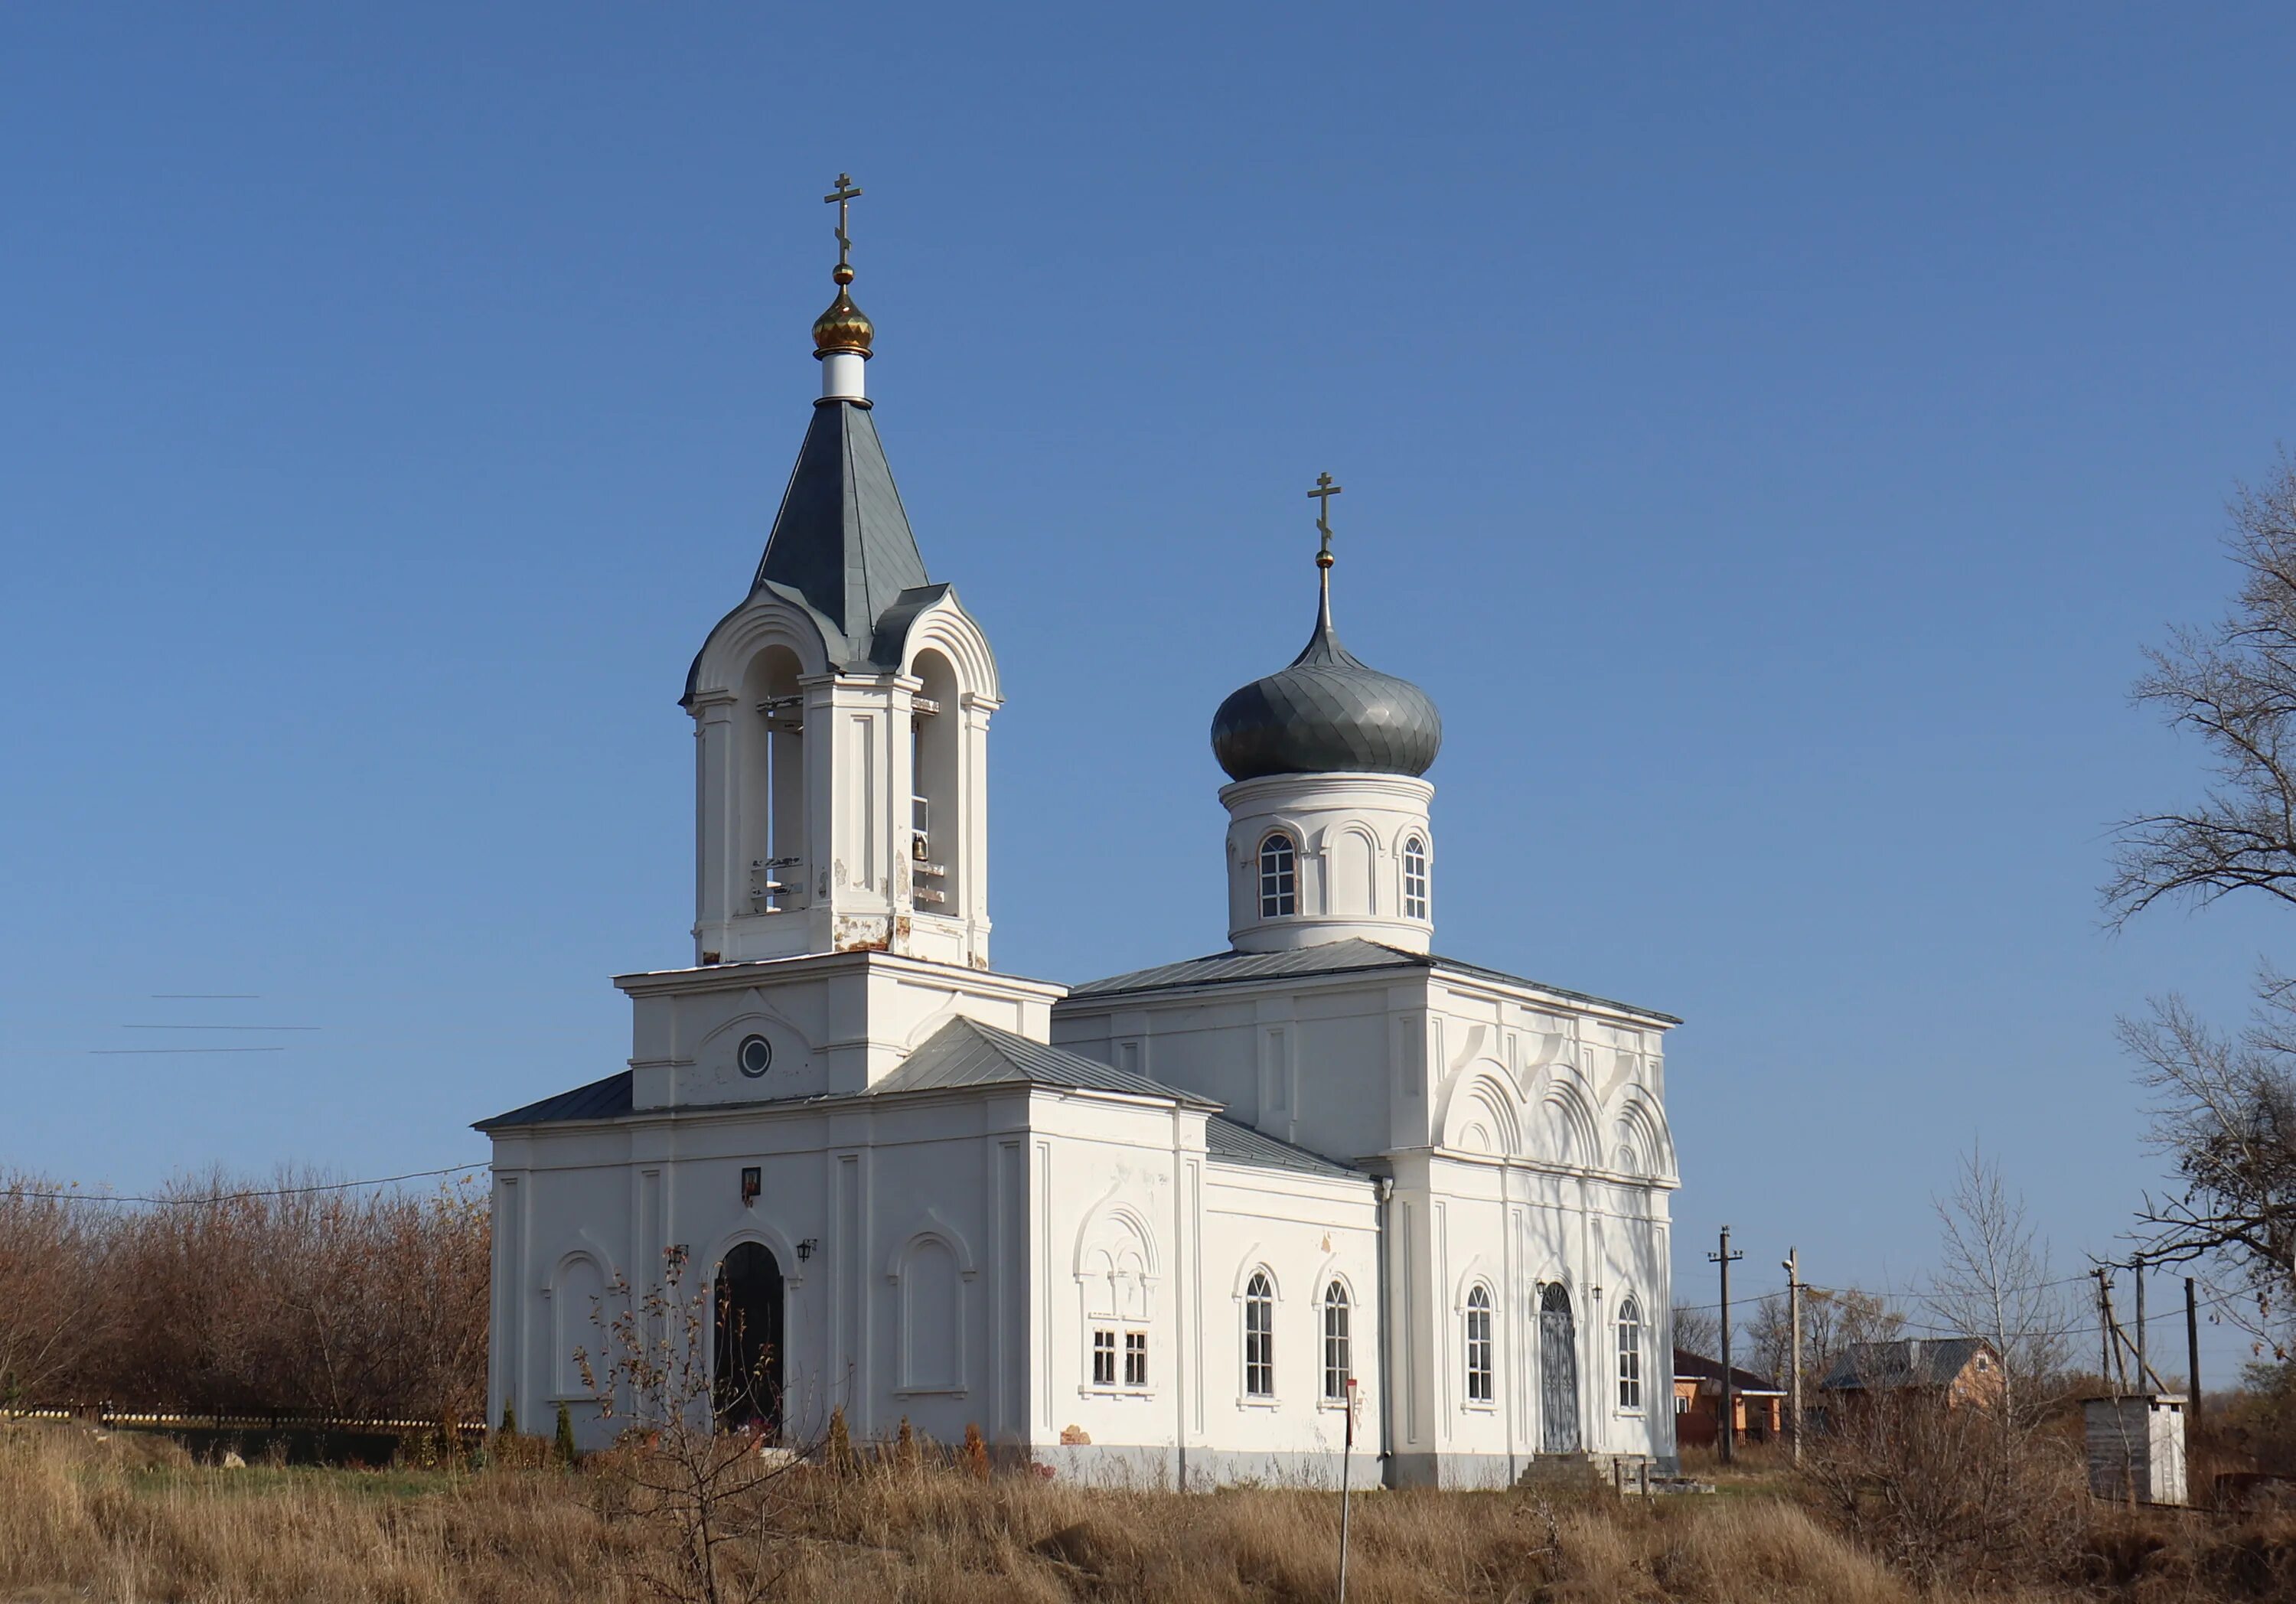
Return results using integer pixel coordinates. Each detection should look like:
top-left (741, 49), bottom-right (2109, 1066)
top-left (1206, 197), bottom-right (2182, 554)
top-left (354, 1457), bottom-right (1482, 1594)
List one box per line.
top-left (479, 184), bottom-right (1683, 1488)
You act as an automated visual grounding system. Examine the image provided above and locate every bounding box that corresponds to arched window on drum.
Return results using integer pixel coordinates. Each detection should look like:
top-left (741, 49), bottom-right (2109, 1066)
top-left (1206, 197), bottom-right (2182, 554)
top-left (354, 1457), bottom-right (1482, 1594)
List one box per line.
top-left (1401, 835), bottom-right (1429, 921)
top-left (1257, 833), bottom-right (1298, 919)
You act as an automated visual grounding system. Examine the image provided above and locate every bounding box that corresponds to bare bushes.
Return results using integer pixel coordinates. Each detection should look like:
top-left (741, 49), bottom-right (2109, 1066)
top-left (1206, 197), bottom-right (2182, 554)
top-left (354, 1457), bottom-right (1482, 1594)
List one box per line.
top-left (0, 1167), bottom-right (488, 1421)
top-left (1802, 1394), bottom-right (2087, 1590)
top-left (0, 1172), bottom-right (114, 1407)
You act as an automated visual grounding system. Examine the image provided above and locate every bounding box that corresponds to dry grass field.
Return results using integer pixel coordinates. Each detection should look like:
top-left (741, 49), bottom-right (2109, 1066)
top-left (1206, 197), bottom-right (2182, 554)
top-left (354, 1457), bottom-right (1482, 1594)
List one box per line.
top-left (6, 1422), bottom-right (2295, 1604)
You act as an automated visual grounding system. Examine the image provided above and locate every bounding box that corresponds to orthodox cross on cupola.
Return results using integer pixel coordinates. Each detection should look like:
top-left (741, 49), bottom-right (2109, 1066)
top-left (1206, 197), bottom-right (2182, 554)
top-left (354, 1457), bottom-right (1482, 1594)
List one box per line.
top-left (1308, 471), bottom-right (1342, 570)
top-left (813, 171), bottom-right (874, 393)
top-left (824, 172), bottom-right (863, 274)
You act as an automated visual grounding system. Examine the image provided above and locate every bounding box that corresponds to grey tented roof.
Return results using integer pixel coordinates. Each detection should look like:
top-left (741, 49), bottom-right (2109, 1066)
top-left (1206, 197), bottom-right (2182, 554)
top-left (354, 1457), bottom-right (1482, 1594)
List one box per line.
top-left (752, 399), bottom-right (930, 667)
top-left (1065, 937), bottom-right (1680, 1024)
top-left (869, 1016), bottom-right (1215, 1106)
top-left (1204, 1116), bottom-right (1365, 1179)
top-left (1821, 1338), bottom-right (1994, 1393)
top-left (1211, 585), bottom-right (1442, 782)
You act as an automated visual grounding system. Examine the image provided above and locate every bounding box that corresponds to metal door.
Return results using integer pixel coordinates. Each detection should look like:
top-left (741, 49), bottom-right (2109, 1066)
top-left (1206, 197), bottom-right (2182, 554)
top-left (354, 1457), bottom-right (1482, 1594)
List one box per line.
top-left (1538, 1282), bottom-right (1580, 1453)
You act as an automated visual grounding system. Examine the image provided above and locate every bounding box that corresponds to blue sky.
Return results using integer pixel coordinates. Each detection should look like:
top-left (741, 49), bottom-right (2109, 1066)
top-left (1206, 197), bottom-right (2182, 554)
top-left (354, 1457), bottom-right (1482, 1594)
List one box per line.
top-left (5, 5), bottom-right (2292, 1377)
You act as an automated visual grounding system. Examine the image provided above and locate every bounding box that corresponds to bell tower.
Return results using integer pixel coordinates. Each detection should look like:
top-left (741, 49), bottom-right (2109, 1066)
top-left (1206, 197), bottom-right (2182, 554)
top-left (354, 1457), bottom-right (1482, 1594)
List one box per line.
top-left (683, 176), bottom-right (999, 970)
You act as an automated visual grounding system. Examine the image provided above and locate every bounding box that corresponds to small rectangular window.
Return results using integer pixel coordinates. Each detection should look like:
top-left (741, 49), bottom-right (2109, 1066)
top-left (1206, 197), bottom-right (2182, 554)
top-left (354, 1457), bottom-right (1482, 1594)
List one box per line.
top-left (1092, 1329), bottom-right (1116, 1387)
top-left (1124, 1331), bottom-right (1148, 1388)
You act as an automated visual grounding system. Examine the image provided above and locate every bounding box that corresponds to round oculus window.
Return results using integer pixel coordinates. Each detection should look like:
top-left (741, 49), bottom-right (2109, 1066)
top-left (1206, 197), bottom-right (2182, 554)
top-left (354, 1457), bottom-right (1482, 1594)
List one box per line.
top-left (738, 1035), bottom-right (773, 1078)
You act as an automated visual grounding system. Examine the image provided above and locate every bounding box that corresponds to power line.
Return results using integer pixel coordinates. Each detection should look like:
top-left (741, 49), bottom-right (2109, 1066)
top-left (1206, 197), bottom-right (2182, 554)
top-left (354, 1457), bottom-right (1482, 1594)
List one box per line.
top-left (6, 1166), bottom-right (481, 1207)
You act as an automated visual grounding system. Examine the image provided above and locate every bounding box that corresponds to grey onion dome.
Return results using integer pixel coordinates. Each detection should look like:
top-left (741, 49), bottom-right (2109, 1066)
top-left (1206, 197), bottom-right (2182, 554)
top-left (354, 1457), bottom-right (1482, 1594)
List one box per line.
top-left (1212, 588), bottom-right (1443, 783)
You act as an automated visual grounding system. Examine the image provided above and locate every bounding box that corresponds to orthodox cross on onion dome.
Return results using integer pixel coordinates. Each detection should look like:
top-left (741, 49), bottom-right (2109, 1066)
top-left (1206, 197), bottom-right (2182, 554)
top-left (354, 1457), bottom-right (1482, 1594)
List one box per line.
top-left (1307, 472), bottom-right (1342, 571)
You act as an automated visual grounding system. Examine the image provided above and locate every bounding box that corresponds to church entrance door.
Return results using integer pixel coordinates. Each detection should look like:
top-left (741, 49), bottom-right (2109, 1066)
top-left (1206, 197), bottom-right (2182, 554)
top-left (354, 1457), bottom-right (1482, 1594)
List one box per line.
top-left (1538, 1283), bottom-right (1580, 1453)
top-left (714, 1242), bottom-right (785, 1439)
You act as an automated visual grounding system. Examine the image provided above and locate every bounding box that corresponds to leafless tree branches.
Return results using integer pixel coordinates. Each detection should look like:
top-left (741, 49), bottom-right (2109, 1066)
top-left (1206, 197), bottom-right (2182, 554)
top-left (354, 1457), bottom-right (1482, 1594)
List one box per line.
top-left (2118, 988), bottom-right (2296, 1355)
top-left (2108, 452), bottom-right (2296, 925)
top-left (1746, 1286), bottom-right (1904, 1394)
top-left (1924, 1148), bottom-right (2073, 1426)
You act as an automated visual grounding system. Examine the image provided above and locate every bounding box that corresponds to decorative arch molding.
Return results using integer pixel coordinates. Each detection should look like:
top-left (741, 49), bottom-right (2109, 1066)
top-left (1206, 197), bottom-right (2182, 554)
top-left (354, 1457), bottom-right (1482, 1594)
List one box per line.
top-left (886, 1213), bottom-right (972, 1395)
top-left (697, 999), bottom-right (815, 1058)
top-left (1229, 1250), bottom-right (1282, 1302)
top-left (542, 1229), bottom-right (621, 1294)
top-left (1451, 1257), bottom-right (1501, 1312)
top-left (1073, 1185), bottom-right (1160, 1326)
top-left (1071, 1188), bottom-right (1162, 1279)
top-left (1437, 1063), bottom-right (1525, 1159)
top-left (897, 593), bottom-right (1000, 705)
top-left (697, 1217), bottom-right (807, 1292)
top-left (1536, 1073), bottom-right (1603, 1168)
top-left (546, 1241), bottom-right (619, 1401)
top-left (1309, 1255), bottom-right (1360, 1309)
top-left (690, 593), bottom-right (836, 698)
top-left (883, 1208), bottom-right (980, 1283)
top-left (1235, 815), bottom-right (1312, 867)
top-left (1612, 1093), bottom-right (1678, 1181)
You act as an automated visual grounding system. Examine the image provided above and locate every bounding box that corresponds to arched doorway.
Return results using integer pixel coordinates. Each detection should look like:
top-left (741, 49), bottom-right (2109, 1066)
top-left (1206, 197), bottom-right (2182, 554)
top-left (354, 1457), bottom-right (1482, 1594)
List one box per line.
top-left (1538, 1282), bottom-right (1580, 1453)
top-left (714, 1243), bottom-right (785, 1439)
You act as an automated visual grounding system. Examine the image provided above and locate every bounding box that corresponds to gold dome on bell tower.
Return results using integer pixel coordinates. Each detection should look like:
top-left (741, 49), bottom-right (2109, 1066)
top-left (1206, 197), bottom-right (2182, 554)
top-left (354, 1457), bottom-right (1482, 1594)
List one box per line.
top-left (812, 265), bottom-right (874, 357)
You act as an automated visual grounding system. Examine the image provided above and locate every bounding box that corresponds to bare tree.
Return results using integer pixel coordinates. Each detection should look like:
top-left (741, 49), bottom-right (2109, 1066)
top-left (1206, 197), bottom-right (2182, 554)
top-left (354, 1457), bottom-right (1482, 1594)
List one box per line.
top-left (1923, 1148), bottom-right (2072, 1428)
top-left (1671, 1302), bottom-right (1721, 1361)
top-left (2106, 451), bottom-right (2296, 1361)
top-left (2108, 452), bottom-right (2296, 924)
top-left (1746, 1286), bottom-right (1904, 1394)
top-left (2118, 989), bottom-right (2296, 1357)
top-left (582, 1250), bottom-right (813, 1604)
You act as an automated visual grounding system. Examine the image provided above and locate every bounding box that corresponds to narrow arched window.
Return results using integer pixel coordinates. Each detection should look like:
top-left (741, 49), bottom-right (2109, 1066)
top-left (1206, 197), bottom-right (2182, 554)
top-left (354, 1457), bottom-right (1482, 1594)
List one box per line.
top-left (1401, 836), bottom-right (1429, 921)
top-left (1616, 1296), bottom-right (1643, 1410)
top-left (1465, 1286), bottom-right (1494, 1404)
top-left (1257, 834), bottom-right (1297, 919)
top-left (1322, 1282), bottom-right (1352, 1402)
top-left (1244, 1272), bottom-right (1275, 1397)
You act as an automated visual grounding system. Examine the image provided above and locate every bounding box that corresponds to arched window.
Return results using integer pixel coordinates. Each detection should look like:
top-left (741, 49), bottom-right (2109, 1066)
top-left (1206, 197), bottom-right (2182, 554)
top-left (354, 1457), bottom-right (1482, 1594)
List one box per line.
top-left (1257, 834), bottom-right (1297, 919)
top-left (1616, 1296), bottom-right (1643, 1410)
top-left (1322, 1282), bottom-right (1352, 1402)
top-left (1401, 836), bottom-right (1429, 921)
top-left (1464, 1285), bottom-right (1494, 1404)
top-left (1244, 1271), bottom-right (1275, 1397)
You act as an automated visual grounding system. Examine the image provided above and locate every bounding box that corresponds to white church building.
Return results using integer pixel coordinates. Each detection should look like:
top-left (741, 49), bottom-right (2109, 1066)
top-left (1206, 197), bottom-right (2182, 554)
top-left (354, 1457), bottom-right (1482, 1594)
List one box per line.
top-left (479, 190), bottom-right (1684, 1488)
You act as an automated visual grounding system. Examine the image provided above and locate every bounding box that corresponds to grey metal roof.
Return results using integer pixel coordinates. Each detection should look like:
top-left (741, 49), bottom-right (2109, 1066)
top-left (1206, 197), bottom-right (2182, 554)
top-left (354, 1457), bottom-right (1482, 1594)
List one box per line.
top-left (1204, 1116), bottom-right (1365, 1179)
top-left (752, 399), bottom-right (930, 668)
top-left (475, 1071), bottom-right (635, 1130)
top-left (476, 1017), bottom-right (1212, 1133)
top-left (870, 1016), bottom-right (1212, 1104)
top-left (1212, 582), bottom-right (1442, 782)
top-left (1821, 1338), bottom-right (1996, 1393)
top-left (1063, 937), bottom-right (1681, 1024)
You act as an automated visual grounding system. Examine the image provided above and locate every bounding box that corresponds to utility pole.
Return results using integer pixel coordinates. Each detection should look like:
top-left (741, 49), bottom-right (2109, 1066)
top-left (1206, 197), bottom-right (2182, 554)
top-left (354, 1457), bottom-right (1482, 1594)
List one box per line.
top-left (2092, 1268), bottom-right (2112, 1390)
top-left (1710, 1226), bottom-right (1745, 1464)
top-left (2184, 1277), bottom-right (2201, 1421)
top-left (1782, 1247), bottom-right (1804, 1465)
top-left (2133, 1260), bottom-right (2148, 1391)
